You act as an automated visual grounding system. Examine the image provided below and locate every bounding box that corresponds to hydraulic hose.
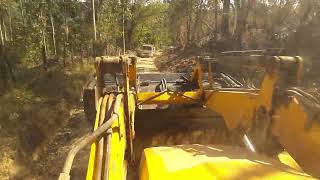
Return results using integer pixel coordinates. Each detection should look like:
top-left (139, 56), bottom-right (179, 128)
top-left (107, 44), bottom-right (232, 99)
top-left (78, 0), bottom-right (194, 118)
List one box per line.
top-left (102, 94), bottom-right (115, 180)
top-left (58, 94), bottom-right (123, 180)
top-left (94, 95), bottom-right (109, 180)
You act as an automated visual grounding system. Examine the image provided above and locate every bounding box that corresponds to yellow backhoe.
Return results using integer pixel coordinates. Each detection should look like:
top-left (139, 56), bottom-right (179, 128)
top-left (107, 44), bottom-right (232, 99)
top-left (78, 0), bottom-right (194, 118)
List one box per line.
top-left (59, 51), bottom-right (320, 180)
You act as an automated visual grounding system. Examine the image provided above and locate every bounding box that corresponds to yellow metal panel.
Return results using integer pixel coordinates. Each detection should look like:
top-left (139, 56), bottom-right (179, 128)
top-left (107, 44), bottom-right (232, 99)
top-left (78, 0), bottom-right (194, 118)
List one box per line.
top-left (140, 145), bottom-right (314, 180)
top-left (258, 74), bottom-right (277, 111)
top-left (86, 98), bottom-right (103, 180)
top-left (108, 100), bottom-right (127, 180)
top-left (204, 90), bottom-right (258, 129)
top-left (128, 60), bottom-right (137, 88)
top-left (189, 58), bottom-right (202, 90)
top-left (86, 95), bottom-right (128, 180)
top-left (278, 151), bottom-right (302, 172)
top-left (128, 93), bottom-right (136, 156)
top-left (137, 91), bottom-right (201, 105)
top-left (272, 97), bottom-right (320, 177)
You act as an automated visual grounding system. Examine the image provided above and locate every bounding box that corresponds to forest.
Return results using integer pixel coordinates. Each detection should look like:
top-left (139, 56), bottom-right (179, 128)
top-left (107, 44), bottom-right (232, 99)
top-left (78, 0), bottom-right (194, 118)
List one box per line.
top-left (1, 0), bottom-right (320, 87)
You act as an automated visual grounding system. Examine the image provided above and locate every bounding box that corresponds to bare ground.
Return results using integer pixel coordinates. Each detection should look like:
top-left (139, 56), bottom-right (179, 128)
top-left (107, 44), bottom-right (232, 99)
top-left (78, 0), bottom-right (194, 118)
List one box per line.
top-left (154, 51), bottom-right (196, 73)
top-left (0, 62), bottom-right (93, 180)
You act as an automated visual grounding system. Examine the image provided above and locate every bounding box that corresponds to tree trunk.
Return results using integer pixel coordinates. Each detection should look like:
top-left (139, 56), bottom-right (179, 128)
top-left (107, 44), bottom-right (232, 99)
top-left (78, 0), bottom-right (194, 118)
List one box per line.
top-left (63, 0), bottom-right (69, 65)
top-left (233, 0), bottom-right (253, 49)
top-left (0, 63), bottom-right (8, 87)
top-left (122, 7), bottom-right (126, 54)
top-left (2, 21), bottom-right (8, 42)
top-left (92, 0), bottom-right (97, 38)
top-left (0, 22), bottom-right (6, 86)
top-left (126, 18), bottom-right (136, 51)
top-left (40, 9), bottom-right (48, 70)
top-left (214, 0), bottom-right (218, 40)
top-left (50, 12), bottom-right (57, 55)
top-left (92, 0), bottom-right (97, 57)
top-left (0, 23), bottom-right (15, 83)
top-left (42, 45), bottom-right (47, 71)
top-left (8, 10), bottom-right (13, 41)
top-left (42, 31), bottom-right (48, 69)
top-left (191, 0), bottom-right (203, 44)
top-left (221, 0), bottom-right (230, 39)
top-left (19, 0), bottom-right (25, 25)
top-left (233, 0), bottom-right (242, 48)
top-left (232, 2), bottom-right (237, 35)
top-left (4, 52), bottom-right (16, 82)
top-left (0, 20), bottom-right (4, 46)
top-left (187, 13), bottom-right (192, 46)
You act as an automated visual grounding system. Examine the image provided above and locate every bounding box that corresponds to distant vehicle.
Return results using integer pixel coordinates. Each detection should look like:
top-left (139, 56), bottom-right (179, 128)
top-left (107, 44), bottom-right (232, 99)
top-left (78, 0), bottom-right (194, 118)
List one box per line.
top-left (138, 44), bottom-right (155, 57)
top-left (168, 45), bottom-right (176, 53)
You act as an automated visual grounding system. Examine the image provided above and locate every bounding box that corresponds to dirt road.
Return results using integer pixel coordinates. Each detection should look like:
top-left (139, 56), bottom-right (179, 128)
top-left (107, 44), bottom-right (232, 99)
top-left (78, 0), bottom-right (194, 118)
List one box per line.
top-left (136, 56), bottom-right (159, 72)
top-left (34, 109), bottom-right (91, 180)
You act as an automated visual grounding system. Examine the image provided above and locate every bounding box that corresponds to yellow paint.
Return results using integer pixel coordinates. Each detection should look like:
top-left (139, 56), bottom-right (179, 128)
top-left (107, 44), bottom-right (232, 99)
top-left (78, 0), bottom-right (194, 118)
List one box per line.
top-left (107, 101), bottom-right (127, 180)
top-left (258, 74), bottom-right (277, 111)
top-left (140, 145), bottom-right (314, 180)
top-left (272, 97), bottom-right (320, 177)
top-left (278, 151), bottom-right (302, 171)
top-left (138, 91), bottom-right (201, 105)
top-left (86, 98), bottom-right (103, 180)
top-left (85, 55), bottom-right (318, 180)
top-left (189, 58), bottom-right (201, 88)
top-left (128, 59), bottom-right (137, 88)
top-left (86, 95), bottom-right (128, 180)
top-left (128, 93), bottom-right (136, 155)
top-left (202, 73), bottom-right (277, 130)
top-left (204, 90), bottom-right (258, 129)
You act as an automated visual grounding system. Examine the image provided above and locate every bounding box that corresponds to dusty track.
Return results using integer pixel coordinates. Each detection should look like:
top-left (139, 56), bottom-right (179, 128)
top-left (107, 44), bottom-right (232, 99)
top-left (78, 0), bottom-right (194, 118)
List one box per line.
top-left (33, 109), bottom-right (91, 180)
top-left (136, 56), bottom-right (159, 72)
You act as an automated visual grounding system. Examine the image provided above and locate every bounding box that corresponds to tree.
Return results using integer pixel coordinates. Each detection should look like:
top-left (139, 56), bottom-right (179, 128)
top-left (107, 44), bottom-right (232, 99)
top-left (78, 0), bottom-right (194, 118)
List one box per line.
top-left (221, 0), bottom-right (230, 39)
top-left (233, 0), bottom-right (254, 48)
top-left (0, 0), bottom-right (319, 88)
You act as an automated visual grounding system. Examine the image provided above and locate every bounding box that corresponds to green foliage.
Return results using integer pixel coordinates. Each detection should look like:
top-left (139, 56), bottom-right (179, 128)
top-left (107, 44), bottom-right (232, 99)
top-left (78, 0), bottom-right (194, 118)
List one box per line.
top-left (131, 2), bottom-right (170, 47)
top-left (0, 0), bottom-right (319, 84)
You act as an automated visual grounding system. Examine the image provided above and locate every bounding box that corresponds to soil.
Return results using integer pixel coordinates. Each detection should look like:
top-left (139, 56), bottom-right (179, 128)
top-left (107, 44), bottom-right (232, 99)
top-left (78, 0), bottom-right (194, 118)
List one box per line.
top-left (34, 109), bottom-right (91, 180)
top-left (154, 51), bottom-right (196, 73)
top-left (0, 63), bottom-right (93, 180)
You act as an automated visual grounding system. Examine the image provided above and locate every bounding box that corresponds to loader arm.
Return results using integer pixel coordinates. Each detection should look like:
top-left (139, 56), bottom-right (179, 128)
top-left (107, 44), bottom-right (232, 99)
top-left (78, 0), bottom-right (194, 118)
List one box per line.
top-left (62, 53), bottom-right (319, 180)
top-left (271, 90), bottom-right (320, 177)
top-left (137, 55), bottom-right (320, 177)
top-left (199, 55), bottom-right (320, 177)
